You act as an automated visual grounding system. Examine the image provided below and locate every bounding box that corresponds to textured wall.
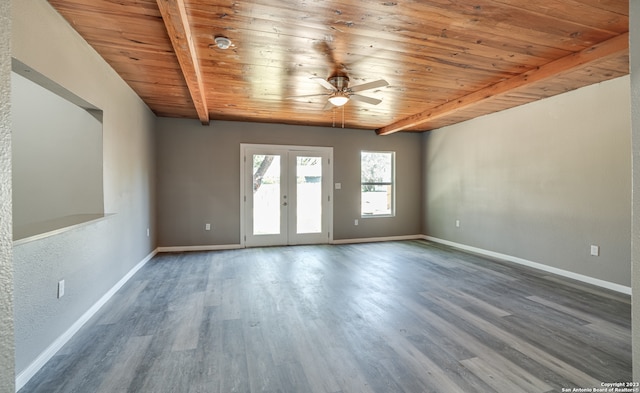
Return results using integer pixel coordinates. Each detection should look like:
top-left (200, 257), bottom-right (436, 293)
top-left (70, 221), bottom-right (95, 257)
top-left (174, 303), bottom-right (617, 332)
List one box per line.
top-left (156, 119), bottom-right (423, 246)
top-left (0, 0), bottom-right (15, 390)
top-left (423, 76), bottom-right (631, 287)
top-left (630, 0), bottom-right (640, 382)
top-left (12, 0), bottom-right (156, 379)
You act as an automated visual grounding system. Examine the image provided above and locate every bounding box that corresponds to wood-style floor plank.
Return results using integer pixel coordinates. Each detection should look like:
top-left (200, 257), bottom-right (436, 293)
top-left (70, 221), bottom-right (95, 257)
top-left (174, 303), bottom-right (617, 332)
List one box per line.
top-left (95, 335), bottom-right (153, 393)
top-left (19, 241), bottom-right (631, 393)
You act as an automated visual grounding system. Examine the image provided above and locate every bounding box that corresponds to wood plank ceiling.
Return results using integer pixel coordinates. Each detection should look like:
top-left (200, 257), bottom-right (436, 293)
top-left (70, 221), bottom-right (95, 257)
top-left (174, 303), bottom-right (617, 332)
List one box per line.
top-left (47, 0), bottom-right (629, 134)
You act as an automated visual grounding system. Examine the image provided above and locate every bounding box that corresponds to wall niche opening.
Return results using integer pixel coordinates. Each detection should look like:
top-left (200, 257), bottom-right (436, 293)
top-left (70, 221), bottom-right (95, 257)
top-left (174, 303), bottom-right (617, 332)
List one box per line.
top-left (11, 59), bottom-right (105, 242)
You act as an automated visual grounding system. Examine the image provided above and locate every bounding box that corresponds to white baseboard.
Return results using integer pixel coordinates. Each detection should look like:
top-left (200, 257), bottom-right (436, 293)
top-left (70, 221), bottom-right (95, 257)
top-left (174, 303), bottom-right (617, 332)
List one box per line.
top-left (332, 234), bottom-right (423, 245)
top-left (422, 235), bottom-right (631, 295)
top-left (157, 244), bottom-right (243, 253)
top-left (15, 248), bottom-right (158, 392)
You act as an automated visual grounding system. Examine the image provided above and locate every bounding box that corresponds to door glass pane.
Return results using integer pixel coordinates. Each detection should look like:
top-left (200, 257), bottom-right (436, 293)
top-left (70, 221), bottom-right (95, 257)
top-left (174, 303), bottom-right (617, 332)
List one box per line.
top-left (253, 154), bottom-right (280, 235)
top-left (296, 156), bottom-right (322, 234)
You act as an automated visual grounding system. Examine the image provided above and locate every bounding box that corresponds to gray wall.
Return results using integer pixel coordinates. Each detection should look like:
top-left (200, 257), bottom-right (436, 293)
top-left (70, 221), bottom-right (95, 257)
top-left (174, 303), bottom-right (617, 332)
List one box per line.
top-left (156, 119), bottom-right (423, 246)
top-left (0, 0), bottom-right (15, 390)
top-left (630, 0), bottom-right (640, 381)
top-left (12, 0), bottom-right (156, 377)
top-left (12, 71), bottom-right (103, 235)
top-left (423, 76), bottom-right (631, 287)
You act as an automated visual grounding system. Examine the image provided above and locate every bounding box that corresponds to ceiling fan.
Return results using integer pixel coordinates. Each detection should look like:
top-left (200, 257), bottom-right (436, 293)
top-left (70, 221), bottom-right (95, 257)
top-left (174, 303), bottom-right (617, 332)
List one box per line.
top-left (291, 75), bottom-right (389, 110)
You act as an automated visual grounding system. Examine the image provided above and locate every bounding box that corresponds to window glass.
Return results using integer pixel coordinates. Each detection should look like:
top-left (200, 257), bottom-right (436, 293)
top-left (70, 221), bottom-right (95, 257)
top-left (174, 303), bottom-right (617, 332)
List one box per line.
top-left (361, 151), bottom-right (394, 216)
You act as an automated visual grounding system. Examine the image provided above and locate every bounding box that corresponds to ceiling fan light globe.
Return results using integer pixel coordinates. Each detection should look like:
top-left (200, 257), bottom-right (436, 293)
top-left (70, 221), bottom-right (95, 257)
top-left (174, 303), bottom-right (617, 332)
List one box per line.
top-left (328, 95), bottom-right (349, 106)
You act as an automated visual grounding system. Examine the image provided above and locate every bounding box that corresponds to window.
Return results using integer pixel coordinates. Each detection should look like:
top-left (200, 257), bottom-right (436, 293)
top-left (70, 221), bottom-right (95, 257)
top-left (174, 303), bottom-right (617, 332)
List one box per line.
top-left (361, 151), bottom-right (395, 216)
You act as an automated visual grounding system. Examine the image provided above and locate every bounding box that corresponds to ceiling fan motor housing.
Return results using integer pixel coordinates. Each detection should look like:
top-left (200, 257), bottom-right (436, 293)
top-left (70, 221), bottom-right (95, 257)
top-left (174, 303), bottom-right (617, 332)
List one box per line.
top-left (329, 76), bottom-right (349, 91)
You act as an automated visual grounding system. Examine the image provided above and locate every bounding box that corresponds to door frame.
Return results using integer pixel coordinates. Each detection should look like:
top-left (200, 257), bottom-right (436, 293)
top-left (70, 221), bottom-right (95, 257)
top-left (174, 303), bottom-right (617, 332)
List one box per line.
top-left (240, 143), bottom-right (334, 248)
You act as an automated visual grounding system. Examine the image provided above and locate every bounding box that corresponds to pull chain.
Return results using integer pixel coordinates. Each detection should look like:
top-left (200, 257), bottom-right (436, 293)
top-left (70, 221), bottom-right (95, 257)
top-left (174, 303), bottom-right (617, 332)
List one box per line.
top-left (330, 105), bottom-right (345, 128)
top-left (332, 107), bottom-right (336, 127)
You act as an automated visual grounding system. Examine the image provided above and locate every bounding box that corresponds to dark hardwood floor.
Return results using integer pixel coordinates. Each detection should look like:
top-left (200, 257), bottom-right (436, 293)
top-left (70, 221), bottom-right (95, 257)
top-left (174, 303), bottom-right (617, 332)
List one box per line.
top-left (19, 240), bottom-right (631, 392)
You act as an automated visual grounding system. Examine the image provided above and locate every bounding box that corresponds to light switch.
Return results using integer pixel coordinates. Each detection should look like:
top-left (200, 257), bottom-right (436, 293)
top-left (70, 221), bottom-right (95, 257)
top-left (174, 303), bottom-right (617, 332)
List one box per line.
top-left (58, 280), bottom-right (65, 298)
top-left (335, 183), bottom-right (342, 190)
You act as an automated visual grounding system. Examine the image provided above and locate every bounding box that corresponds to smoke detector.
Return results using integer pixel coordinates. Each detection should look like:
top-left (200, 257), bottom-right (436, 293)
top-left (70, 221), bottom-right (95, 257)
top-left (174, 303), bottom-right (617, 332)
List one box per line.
top-left (214, 36), bottom-right (232, 50)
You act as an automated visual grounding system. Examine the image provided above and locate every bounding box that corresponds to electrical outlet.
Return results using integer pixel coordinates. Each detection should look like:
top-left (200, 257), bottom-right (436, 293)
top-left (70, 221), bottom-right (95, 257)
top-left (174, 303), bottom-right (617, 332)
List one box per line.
top-left (354, 219), bottom-right (359, 226)
top-left (205, 223), bottom-right (211, 231)
top-left (590, 245), bottom-right (600, 256)
top-left (146, 228), bottom-right (150, 237)
top-left (455, 219), bottom-right (460, 228)
top-left (58, 280), bottom-right (65, 298)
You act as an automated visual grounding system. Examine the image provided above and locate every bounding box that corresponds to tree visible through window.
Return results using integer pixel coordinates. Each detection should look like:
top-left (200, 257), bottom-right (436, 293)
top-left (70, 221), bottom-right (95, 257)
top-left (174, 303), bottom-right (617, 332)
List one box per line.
top-left (361, 151), bottom-right (394, 216)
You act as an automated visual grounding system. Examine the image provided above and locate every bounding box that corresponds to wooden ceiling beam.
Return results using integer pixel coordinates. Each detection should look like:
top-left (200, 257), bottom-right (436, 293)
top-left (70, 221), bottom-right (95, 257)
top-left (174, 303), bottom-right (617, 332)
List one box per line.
top-left (156, 0), bottom-right (209, 125)
top-left (376, 32), bottom-right (629, 135)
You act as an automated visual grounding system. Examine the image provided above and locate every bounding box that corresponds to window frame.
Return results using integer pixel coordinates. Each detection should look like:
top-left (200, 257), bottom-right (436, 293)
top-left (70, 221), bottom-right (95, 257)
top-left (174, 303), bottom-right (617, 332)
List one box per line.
top-left (360, 150), bottom-right (396, 218)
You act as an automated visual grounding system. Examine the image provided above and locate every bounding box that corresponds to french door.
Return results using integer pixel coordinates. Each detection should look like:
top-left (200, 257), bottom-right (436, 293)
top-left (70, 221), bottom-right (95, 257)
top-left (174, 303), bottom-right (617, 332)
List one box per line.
top-left (241, 144), bottom-right (333, 247)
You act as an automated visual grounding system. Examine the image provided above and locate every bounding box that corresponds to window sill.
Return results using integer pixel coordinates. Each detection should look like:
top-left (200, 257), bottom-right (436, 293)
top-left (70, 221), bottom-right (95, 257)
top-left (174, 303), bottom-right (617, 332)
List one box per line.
top-left (361, 214), bottom-right (395, 218)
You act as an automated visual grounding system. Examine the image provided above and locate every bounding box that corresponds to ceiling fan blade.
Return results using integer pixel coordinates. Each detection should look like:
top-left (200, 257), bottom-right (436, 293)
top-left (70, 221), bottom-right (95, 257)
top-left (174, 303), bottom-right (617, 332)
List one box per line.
top-left (314, 41), bottom-right (340, 74)
top-left (285, 93), bottom-right (330, 99)
top-left (350, 94), bottom-right (382, 105)
top-left (349, 79), bottom-right (389, 93)
top-left (311, 77), bottom-right (337, 91)
top-left (322, 100), bottom-right (335, 111)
